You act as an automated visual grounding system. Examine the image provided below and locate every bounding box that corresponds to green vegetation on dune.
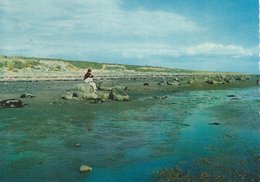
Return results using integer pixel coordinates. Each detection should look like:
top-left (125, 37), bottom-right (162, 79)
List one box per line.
top-left (0, 55), bottom-right (251, 75)
top-left (0, 59), bottom-right (42, 71)
top-left (69, 60), bottom-right (103, 69)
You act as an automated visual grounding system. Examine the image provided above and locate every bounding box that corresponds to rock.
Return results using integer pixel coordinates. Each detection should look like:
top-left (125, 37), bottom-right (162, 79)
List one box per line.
top-left (20, 93), bottom-right (35, 98)
top-left (79, 165), bottom-right (92, 173)
top-left (143, 83), bottom-right (149, 86)
top-left (257, 79), bottom-right (260, 85)
top-left (75, 143), bottom-right (81, 147)
top-left (109, 88), bottom-right (129, 101)
top-left (97, 91), bottom-right (110, 100)
top-left (154, 96), bottom-right (168, 99)
top-left (0, 99), bottom-right (25, 108)
top-left (230, 97), bottom-right (240, 100)
top-left (208, 122), bottom-right (220, 125)
top-left (167, 81), bottom-right (179, 86)
top-left (72, 83), bottom-right (97, 100)
top-left (62, 92), bottom-right (79, 100)
top-left (227, 95), bottom-right (237, 97)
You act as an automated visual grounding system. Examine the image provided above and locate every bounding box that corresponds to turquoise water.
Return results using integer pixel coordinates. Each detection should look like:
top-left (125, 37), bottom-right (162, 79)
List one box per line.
top-left (0, 84), bottom-right (259, 181)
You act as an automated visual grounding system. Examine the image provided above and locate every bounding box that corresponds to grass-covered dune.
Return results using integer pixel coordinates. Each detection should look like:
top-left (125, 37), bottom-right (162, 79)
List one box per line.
top-left (0, 55), bottom-right (257, 82)
top-left (0, 55), bottom-right (217, 73)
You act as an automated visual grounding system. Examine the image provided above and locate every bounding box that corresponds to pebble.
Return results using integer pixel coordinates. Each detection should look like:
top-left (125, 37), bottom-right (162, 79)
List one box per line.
top-left (79, 165), bottom-right (92, 173)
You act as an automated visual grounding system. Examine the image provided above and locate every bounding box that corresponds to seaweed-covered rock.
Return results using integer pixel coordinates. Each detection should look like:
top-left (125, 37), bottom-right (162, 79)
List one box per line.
top-left (0, 99), bottom-right (25, 108)
top-left (109, 88), bottom-right (129, 101)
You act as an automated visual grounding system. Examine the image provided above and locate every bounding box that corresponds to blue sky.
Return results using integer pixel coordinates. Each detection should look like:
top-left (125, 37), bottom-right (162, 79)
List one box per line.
top-left (0, 0), bottom-right (259, 73)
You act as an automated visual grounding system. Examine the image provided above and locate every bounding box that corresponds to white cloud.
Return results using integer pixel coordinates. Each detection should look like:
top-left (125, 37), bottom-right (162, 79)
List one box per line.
top-left (186, 42), bottom-right (255, 57)
top-left (110, 42), bottom-right (256, 59)
top-left (0, 0), bottom-right (201, 37)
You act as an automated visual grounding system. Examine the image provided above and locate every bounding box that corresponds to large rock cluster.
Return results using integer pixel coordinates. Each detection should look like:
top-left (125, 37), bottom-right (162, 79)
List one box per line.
top-left (62, 82), bottom-right (129, 101)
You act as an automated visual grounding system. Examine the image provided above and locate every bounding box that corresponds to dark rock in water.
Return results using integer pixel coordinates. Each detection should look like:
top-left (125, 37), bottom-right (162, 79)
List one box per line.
top-left (154, 96), bottom-right (168, 99)
top-left (109, 88), bottom-right (129, 101)
top-left (257, 79), bottom-right (260, 85)
top-left (208, 122), bottom-right (220, 125)
top-left (230, 97), bottom-right (240, 100)
top-left (227, 94), bottom-right (237, 97)
top-left (143, 83), bottom-right (149, 86)
top-left (20, 93), bottom-right (35, 98)
top-left (0, 99), bottom-right (25, 108)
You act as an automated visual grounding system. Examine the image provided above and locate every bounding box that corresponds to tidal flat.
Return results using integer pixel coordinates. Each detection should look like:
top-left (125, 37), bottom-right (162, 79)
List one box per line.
top-left (0, 78), bottom-right (259, 182)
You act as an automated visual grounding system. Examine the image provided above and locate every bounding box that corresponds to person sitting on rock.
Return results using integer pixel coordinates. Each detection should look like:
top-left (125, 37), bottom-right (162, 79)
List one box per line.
top-left (84, 69), bottom-right (97, 92)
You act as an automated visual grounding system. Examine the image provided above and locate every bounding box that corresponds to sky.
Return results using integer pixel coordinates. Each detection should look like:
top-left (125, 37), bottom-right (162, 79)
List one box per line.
top-left (0, 0), bottom-right (259, 73)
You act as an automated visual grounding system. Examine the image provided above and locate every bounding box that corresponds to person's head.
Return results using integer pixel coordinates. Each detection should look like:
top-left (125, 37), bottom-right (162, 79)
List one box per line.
top-left (87, 69), bottom-right (91, 73)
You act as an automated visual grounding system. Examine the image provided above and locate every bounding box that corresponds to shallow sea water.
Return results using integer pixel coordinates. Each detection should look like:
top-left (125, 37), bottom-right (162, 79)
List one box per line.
top-left (0, 82), bottom-right (259, 181)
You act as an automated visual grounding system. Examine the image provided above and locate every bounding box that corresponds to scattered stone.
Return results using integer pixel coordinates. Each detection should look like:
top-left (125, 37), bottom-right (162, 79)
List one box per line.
top-left (208, 122), bottom-right (220, 125)
top-left (20, 93), bottom-right (35, 98)
top-left (257, 79), bottom-right (260, 85)
top-left (0, 99), bottom-right (25, 108)
top-left (79, 165), bottom-right (92, 173)
top-left (75, 143), bottom-right (81, 147)
top-left (143, 83), bottom-right (149, 86)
